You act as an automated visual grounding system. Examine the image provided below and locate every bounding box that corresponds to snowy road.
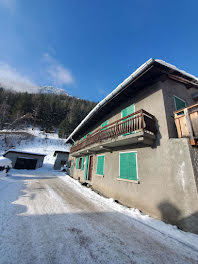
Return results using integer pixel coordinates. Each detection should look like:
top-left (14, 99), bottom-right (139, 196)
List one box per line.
top-left (0, 168), bottom-right (198, 264)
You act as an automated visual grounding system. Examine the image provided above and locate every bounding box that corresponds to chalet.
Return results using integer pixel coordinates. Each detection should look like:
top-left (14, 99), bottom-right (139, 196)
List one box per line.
top-left (65, 59), bottom-right (198, 234)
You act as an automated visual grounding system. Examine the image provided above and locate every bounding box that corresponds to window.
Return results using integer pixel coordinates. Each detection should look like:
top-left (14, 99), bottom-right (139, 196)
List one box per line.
top-left (119, 152), bottom-right (138, 181)
top-left (81, 157), bottom-right (84, 170)
top-left (174, 96), bottom-right (186, 111)
top-left (96, 155), bottom-right (105, 175)
top-left (122, 104), bottom-right (135, 136)
top-left (80, 135), bottom-right (86, 141)
top-left (79, 158), bottom-right (82, 169)
top-left (101, 120), bottom-right (108, 130)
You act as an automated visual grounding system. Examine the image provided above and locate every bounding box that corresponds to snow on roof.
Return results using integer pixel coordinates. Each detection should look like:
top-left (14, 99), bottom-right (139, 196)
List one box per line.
top-left (156, 59), bottom-right (198, 82)
top-left (53, 150), bottom-right (69, 156)
top-left (54, 150), bottom-right (69, 154)
top-left (3, 149), bottom-right (46, 156)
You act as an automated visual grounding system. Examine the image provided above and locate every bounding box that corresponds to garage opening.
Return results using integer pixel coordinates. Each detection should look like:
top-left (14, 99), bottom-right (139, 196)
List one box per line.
top-left (14, 157), bottom-right (37, 170)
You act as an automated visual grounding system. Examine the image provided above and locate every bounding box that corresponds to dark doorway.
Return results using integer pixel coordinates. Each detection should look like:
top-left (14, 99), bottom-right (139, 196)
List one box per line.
top-left (14, 157), bottom-right (37, 170)
top-left (88, 156), bottom-right (93, 181)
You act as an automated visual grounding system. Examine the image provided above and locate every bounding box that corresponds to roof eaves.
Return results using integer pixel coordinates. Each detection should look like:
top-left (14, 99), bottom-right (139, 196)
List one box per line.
top-left (66, 59), bottom-right (198, 144)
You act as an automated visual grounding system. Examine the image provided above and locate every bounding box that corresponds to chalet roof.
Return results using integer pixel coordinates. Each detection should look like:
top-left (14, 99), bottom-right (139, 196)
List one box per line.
top-left (3, 149), bottom-right (46, 157)
top-left (53, 150), bottom-right (69, 156)
top-left (65, 58), bottom-right (198, 143)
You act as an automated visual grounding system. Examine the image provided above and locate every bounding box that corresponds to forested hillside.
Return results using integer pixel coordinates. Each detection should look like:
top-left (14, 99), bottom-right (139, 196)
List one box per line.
top-left (0, 88), bottom-right (96, 138)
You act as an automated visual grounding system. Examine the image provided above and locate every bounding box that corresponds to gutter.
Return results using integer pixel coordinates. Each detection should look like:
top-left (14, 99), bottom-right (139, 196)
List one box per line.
top-left (65, 58), bottom-right (155, 143)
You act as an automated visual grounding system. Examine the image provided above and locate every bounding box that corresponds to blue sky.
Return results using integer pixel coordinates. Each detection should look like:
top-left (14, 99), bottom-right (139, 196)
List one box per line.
top-left (0, 0), bottom-right (198, 101)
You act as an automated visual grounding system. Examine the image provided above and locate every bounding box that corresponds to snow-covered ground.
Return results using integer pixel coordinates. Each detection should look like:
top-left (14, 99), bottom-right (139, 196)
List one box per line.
top-left (0, 130), bottom-right (198, 263)
top-left (0, 128), bottom-right (70, 165)
top-left (0, 165), bottom-right (198, 264)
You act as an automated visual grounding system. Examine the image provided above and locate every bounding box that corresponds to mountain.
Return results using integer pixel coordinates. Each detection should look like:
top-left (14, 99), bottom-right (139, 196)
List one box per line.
top-left (0, 87), bottom-right (96, 137)
top-left (0, 81), bottom-right (69, 96)
top-left (39, 86), bottom-right (69, 96)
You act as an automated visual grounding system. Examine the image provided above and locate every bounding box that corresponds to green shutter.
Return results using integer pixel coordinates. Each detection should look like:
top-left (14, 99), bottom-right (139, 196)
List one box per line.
top-left (122, 104), bottom-right (135, 118)
top-left (174, 96), bottom-right (186, 111)
top-left (122, 104), bottom-right (135, 136)
top-left (120, 152), bottom-right (137, 181)
top-left (76, 158), bottom-right (79, 169)
top-left (97, 155), bottom-right (104, 175)
top-left (84, 156), bottom-right (89, 180)
top-left (101, 120), bottom-right (108, 130)
top-left (81, 157), bottom-right (84, 170)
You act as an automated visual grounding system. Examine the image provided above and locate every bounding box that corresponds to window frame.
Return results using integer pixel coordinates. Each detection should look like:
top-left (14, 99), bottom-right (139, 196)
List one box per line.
top-left (173, 95), bottom-right (186, 111)
top-left (96, 154), bottom-right (105, 176)
top-left (118, 151), bottom-right (139, 183)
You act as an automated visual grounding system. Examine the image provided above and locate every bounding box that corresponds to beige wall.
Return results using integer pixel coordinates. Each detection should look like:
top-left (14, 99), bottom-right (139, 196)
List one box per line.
top-left (78, 81), bottom-right (169, 143)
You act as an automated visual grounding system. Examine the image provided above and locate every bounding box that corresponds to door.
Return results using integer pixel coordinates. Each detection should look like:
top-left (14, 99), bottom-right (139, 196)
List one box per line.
top-left (15, 157), bottom-right (37, 170)
top-left (84, 156), bottom-right (89, 180)
top-left (88, 155), bottom-right (93, 181)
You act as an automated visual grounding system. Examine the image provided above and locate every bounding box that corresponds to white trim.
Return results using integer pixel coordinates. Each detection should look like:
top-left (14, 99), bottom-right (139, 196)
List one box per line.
top-left (117, 178), bottom-right (139, 184)
top-left (96, 174), bottom-right (104, 177)
top-left (96, 154), bottom-right (105, 176)
top-left (173, 95), bottom-right (186, 111)
top-left (119, 151), bottom-right (138, 181)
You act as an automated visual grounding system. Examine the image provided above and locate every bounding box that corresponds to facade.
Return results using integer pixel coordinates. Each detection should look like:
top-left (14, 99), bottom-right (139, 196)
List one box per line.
top-left (3, 150), bottom-right (46, 170)
top-left (66, 59), bottom-right (198, 234)
top-left (53, 151), bottom-right (69, 170)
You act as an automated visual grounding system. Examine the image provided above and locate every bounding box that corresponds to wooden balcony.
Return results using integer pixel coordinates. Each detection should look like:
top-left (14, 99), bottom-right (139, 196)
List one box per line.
top-left (70, 109), bottom-right (157, 155)
top-left (174, 103), bottom-right (198, 145)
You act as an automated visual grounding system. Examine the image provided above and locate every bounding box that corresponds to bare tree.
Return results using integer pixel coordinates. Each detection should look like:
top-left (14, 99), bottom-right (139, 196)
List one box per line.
top-left (0, 102), bottom-right (10, 129)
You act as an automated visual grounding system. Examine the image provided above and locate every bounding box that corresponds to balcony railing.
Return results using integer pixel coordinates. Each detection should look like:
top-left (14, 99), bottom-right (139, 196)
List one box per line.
top-left (174, 102), bottom-right (198, 145)
top-left (70, 109), bottom-right (157, 154)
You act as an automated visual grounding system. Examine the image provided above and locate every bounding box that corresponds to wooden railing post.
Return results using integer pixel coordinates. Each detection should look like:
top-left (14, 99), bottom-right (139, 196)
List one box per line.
top-left (140, 110), bottom-right (144, 131)
top-left (184, 108), bottom-right (195, 144)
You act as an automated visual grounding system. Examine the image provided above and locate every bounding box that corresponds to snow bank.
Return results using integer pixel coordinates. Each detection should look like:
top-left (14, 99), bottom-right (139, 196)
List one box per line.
top-left (60, 175), bottom-right (198, 252)
top-left (0, 157), bottom-right (12, 167)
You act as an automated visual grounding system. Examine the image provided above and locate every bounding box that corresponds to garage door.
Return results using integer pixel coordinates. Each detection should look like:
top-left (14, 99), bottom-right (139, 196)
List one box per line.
top-left (14, 157), bottom-right (37, 170)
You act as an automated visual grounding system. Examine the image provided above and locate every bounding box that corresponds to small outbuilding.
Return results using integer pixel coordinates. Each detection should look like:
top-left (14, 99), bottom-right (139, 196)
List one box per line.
top-left (53, 150), bottom-right (69, 170)
top-left (3, 150), bottom-right (46, 170)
